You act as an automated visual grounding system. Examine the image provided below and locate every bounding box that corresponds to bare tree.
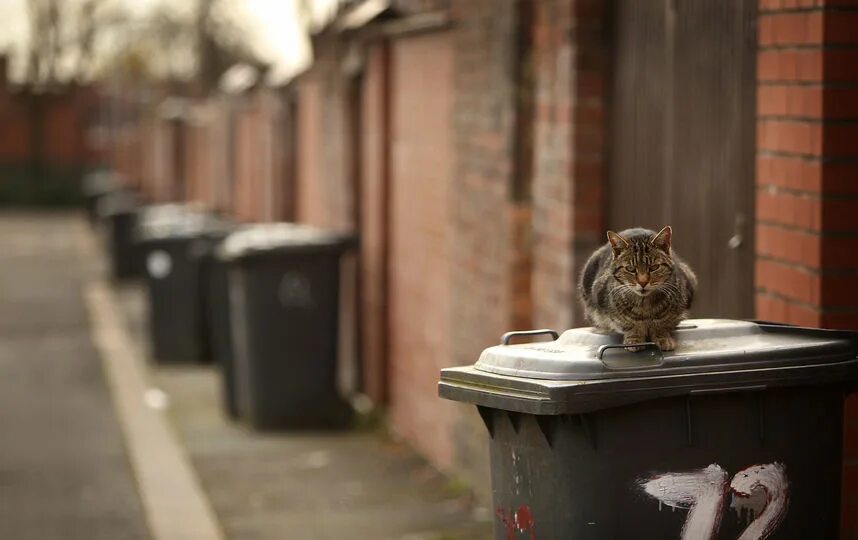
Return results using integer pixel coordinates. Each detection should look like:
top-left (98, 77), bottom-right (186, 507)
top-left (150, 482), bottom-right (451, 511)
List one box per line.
top-left (22, 0), bottom-right (113, 88)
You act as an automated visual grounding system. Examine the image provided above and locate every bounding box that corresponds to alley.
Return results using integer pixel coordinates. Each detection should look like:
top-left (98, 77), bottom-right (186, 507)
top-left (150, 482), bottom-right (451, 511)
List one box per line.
top-left (0, 212), bottom-right (149, 539)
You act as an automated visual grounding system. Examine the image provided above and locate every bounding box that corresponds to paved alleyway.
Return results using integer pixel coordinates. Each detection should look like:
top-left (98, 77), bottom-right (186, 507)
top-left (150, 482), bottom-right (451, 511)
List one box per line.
top-left (0, 212), bottom-right (149, 539)
top-left (0, 211), bottom-right (491, 540)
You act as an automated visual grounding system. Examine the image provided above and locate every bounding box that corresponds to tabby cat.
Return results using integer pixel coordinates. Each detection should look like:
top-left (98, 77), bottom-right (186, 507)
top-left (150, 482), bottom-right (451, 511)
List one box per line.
top-left (578, 226), bottom-right (697, 351)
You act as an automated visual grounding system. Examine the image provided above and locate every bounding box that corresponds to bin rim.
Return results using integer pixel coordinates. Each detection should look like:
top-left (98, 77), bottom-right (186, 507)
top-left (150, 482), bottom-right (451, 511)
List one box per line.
top-left (217, 222), bottom-right (357, 261)
top-left (96, 189), bottom-right (139, 217)
top-left (136, 206), bottom-right (232, 241)
top-left (438, 319), bottom-right (858, 414)
top-left (82, 170), bottom-right (124, 196)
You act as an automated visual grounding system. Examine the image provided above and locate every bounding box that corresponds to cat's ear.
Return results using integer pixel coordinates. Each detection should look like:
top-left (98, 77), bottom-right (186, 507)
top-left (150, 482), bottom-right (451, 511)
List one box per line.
top-left (607, 231), bottom-right (629, 255)
top-left (650, 225), bottom-right (672, 253)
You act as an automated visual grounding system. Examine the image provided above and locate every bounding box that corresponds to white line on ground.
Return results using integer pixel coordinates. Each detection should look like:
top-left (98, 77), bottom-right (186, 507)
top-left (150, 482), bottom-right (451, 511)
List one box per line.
top-left (84, 280), bottom-right (224, 540)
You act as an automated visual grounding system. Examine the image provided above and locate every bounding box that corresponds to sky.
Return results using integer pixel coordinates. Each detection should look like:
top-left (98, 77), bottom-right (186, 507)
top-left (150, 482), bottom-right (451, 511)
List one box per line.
top-left (0, 0), bottom-right (341, 84)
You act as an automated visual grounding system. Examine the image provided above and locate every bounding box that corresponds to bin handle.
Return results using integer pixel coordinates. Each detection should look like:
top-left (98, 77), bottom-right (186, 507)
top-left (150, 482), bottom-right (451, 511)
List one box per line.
top-left (597, 342), bottom-right (664, 369)
top-left (501, 329), bottom-right (560, 346)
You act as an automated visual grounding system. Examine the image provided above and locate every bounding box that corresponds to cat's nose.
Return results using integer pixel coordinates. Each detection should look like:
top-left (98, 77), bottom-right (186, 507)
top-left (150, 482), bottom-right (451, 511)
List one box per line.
top-left (637, 273), bottom-right (650, 287)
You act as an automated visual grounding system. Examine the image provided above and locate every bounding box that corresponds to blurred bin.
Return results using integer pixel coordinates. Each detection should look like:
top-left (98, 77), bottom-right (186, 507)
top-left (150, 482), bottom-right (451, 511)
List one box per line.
top-left (138, 208), bottom-right (231, 364)
top-left (82, 170), bottom-right (123, 225)
top-left (439, 319), bottom-right (858, 539)
top-left (205, 231), bottom-right (247, 418)
top-left (97, 189), bottom-right (140, 280)
top-left (220, 224), bottom-right (356, 429)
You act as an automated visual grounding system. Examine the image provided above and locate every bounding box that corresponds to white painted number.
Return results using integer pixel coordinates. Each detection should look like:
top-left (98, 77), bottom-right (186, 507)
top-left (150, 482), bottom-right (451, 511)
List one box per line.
top-left (639, 463), bottom-right (789, 540)
top-left (731, 463), bottom-right (789, 540)
top-left (640, 464), bottom-right (729, 540)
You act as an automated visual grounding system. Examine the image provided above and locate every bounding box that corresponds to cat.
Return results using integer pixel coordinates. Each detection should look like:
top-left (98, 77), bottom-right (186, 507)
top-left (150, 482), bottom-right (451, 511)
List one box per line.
top-left (578, 226), bottom-right (697, 352)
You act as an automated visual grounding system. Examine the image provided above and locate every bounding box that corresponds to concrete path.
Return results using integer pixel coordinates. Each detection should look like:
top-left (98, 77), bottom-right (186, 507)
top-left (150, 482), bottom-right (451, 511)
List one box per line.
top-left (0, 210), bottom-right (491, 540)
top-left (113, 248), bottom-right (492, 540)
top-left (0, 212), bottom-right (149, 540)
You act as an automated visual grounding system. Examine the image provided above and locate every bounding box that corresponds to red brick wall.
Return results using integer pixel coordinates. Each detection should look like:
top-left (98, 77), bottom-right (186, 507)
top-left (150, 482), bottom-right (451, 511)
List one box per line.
top-left (754, 3), bottom-right (858, 536)
top-left (0, 88), bottom-right (99, 176)
top-left (113, 126), bottom-right (143, 193)
top-left (445, 0), bottom-right (521, 496)
top-left (359, 43), bottom-right (390, 405)
top-left (0, 93), bottom-right (31, 162)
top-left (224, 89), bottom-right (291, 222)
top-left (296, 79), bottom-right (330, 226)
top-left (756, 3), bottom-right (858, 329)
top-left (386, 30), bottom-right (456, 469)
top-left (302, 2), bottom-right (522, 493)
top-left (531, 0), bottom-right (575, 331)
top-left (151, 115), bottom-right (178, 202)
top-left (184, 110), bottom-right (209, 208)
top-left (528, 0), bottom-right (607, 331)
top-left (295, 36), bottom-right (355, 231)
top-left (232, 101), bottom-right (262, 222)
top-left (259, 90), bottom-right (287, 222)
top-left (208, 96), bottom-right (234, 214)
top-left (138, 116), bottom-right (157, 202)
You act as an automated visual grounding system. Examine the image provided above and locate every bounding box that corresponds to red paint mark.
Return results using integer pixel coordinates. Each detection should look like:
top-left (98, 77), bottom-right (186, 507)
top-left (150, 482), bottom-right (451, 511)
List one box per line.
top-left (515, 505), bottom-right (536, 540)
top-left (496, 505), bottom-right (536, 539)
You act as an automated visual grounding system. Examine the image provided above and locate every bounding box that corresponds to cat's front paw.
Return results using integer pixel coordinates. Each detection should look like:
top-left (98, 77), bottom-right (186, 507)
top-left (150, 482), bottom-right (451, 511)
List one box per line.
top-left (623, 334), bottom-right (646, 352)
top-left (654, 334), bottom-right (676, 351)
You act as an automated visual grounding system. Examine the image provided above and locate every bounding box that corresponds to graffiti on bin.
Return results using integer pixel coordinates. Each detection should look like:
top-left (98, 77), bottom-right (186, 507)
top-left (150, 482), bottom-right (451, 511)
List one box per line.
top-left (495, 505), bottom-right (535, 540)
top-left (639, 462), bottom-right (789, 540)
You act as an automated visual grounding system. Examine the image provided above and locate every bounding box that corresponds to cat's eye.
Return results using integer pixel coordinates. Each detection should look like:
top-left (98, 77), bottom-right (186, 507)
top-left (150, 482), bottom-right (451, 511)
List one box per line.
top-left (624, 265), bottom-right (635, 273)
top-left (649, 264), bottom-right (662, 271)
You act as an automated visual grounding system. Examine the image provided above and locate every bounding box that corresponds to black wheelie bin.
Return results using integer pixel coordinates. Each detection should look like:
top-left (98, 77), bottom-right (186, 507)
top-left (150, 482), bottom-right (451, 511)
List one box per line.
top-left (219, 224), bottom-right (357, 429)
top-left (137, 207), bottom-right (232, 364)
top-left (82, 170), bottom-right (122, 226)
top-left (98, 189), bottom-right (141, 280)
top-left (439, 319), bottom-right (858, 539)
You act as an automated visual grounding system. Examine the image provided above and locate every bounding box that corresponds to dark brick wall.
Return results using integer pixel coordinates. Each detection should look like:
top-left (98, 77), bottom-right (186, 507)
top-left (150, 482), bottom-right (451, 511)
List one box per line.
top-left (0, 87), bottom-right (101, 205)
top-left (754, 2), bottom-right (858, 534)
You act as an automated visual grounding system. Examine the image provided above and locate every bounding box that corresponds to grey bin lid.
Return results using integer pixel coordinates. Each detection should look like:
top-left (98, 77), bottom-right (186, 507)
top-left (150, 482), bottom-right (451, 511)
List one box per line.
top-left (218, 223), bottom-right (354, 261)
top-left (137, 205), bottom-right (227, 240)
top-left (82, 171), bottom-right (123, 195)
top-left (96, 189), bottom-right (138, 217)
top-left (439, 319), bottom-right (858, 415)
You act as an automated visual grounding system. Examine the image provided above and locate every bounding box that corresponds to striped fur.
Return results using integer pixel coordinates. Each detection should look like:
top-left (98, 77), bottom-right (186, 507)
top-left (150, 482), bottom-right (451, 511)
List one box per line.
top-left (578, 227), bottom-right (697, 351)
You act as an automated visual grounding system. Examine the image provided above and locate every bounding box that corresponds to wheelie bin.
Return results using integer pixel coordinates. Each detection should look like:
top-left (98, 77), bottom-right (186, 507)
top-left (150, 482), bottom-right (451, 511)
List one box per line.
top-left (439, 319), bottom-right (858, 539)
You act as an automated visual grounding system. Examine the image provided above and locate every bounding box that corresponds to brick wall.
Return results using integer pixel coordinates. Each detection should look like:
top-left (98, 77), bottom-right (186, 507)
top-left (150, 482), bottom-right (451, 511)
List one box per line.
top-left (295, 34), bottom-right (356, 231)
top-left (207, 96), bottom-right (234, 214)
top-left (446, 0), bottom-right (520, 497)
top-left (296, 79), bottom-right (327, 225)
top-left (756, 2), bottom-right (858, 329)
top-left (530, 0), bottom-right (575, 331)
top-left (147, 113), bottom-right (179, 203)
top-left (199, 89), bottom-right (290, 223)
top-left (305, 0), bottom-right (608, 500)
top-left (310, 0), bottom-right (523, 495)
top-left (0, 93), bottom-right (32, 162)
top-left (754, 2), bottom-right (858, 536)
top-left (184, 107), bottom-right (211, 208)
top-left (358, 42), bottom-right (390, 404)
top-left (530, 0), bottom-right (607, 331)
top-left (0, 87), bottom-right (101, 204)
top-left (386, 30), bottom-right (457, 470)
top-left (232, 100), bottom-right (262, 222)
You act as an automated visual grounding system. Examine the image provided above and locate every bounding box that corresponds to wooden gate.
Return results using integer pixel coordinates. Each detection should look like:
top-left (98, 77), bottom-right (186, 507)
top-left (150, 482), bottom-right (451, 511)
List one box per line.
top-left (607, 0), bottom-right (757, 318)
